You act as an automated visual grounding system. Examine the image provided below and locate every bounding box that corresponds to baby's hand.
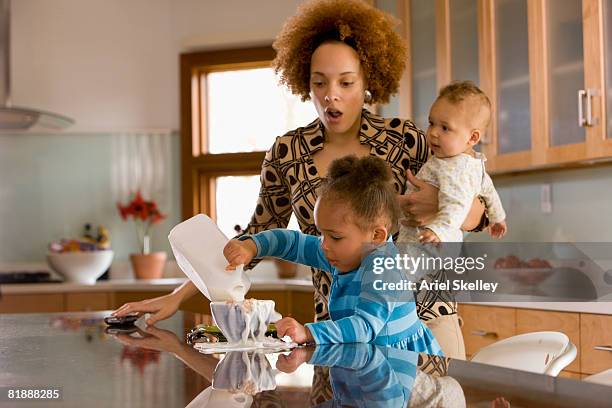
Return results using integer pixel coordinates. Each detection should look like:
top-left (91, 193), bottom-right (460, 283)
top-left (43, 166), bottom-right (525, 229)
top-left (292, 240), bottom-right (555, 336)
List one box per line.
top-left (489, 221), bottom-right (507, 239)
top-left (275, 317), bottom-right (313, 344)
top-left (223, 239), bottom-right (257, 271)
top-left (419, 228), bottom-right (440, 243)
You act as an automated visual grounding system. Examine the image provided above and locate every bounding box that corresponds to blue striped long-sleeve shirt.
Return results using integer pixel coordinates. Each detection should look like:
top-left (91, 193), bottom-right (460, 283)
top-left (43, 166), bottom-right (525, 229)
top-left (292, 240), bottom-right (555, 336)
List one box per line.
top-left (308, 344), bottom-right (418, 408)
top-left (245, 229), bottom-right (443, 355)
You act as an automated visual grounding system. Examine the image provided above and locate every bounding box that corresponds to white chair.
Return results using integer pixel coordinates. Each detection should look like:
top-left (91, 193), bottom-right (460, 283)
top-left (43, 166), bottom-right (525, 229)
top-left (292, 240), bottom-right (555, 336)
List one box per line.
top-left (470, 331), bottom-right (577, 376)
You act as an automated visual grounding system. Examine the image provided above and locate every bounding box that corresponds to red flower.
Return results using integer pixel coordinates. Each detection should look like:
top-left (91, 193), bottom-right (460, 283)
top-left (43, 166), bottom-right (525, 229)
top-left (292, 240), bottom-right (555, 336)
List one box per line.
top-left (117, 191), bottom-right (167, 254)
top-left (116, 191), bottom-right (166, 225)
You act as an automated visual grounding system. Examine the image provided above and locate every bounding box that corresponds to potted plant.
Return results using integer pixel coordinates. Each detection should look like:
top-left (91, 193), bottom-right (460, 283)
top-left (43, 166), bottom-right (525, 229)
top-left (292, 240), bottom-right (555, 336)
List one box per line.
top-left (117, 192), bottom-right (167, 279)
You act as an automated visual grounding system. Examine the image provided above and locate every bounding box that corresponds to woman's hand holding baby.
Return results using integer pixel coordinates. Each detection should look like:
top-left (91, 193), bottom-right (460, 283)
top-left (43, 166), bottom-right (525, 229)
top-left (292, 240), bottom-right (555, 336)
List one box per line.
top-left (223, 239), bottom-right (257, 271)
top-left (275, 317), bottom-right (314, 344)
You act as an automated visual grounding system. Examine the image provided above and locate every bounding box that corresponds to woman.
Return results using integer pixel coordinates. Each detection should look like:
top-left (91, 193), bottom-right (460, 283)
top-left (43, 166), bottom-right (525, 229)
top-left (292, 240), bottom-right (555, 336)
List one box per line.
top-left (113, 0), bottom-right (486, 359)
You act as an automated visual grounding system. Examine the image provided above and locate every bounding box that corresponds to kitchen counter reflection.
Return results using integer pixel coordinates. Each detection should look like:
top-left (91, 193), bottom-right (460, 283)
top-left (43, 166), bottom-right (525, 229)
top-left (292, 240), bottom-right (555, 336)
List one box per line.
top-left (1, 311), bottom-right (610, 407)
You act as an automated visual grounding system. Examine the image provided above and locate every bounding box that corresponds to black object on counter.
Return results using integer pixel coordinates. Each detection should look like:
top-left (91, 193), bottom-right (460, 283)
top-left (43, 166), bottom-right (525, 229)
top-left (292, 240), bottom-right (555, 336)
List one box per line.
top-left (0, 271), bottom-right (63, 284)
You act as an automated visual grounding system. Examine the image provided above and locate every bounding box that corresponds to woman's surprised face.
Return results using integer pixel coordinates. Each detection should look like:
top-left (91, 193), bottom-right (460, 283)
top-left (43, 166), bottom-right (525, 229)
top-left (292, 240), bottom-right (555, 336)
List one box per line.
top-left (310, 41), bottom-right (366, 137)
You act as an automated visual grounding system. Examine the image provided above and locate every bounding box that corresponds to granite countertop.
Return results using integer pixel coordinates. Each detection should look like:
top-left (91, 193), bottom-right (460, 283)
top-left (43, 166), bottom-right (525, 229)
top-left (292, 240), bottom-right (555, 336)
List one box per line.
top-left (1, 311), bottom-right (610, 407)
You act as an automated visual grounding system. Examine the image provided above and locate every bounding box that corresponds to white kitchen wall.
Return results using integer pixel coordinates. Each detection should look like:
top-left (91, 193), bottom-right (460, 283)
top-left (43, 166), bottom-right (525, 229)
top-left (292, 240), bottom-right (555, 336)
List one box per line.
top-left (12, 0), bottom-right (305, 131)
top-left (1, 0), bottom-right (305, 266)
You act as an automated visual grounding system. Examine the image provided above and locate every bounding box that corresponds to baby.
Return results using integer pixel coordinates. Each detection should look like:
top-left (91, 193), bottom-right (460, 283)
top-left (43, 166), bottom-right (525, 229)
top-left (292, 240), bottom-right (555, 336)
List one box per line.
top-left (223, 156), bottom-right (443, 355)
top-left (399, 81), bottom-right (507, 243)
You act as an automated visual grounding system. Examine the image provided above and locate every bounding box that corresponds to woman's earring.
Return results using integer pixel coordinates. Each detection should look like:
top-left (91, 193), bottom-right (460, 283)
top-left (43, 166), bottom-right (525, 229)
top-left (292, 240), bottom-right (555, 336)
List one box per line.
top-left (364, 90), bottom-right (372, 103)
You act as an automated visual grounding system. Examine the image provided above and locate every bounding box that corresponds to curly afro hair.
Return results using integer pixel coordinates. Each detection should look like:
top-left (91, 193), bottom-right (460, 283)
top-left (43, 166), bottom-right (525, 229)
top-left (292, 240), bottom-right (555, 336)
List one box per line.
top-left (272, 0), bottom-right (407, 104)
top-left (320, 155), bottom-right (401, 231)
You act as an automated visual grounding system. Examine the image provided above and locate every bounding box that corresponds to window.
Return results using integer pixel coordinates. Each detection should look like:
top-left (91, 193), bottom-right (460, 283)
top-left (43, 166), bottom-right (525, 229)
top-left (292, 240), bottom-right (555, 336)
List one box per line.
top-left (180, 46), bottom-right (315, 237)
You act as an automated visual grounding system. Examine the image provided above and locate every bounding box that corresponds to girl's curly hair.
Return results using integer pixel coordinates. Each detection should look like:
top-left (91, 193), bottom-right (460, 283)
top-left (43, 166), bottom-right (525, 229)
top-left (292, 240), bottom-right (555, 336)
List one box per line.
top-left (272, 0), bottom-right (407, 104)
top-left (320, 155), bottom-right (401, 232)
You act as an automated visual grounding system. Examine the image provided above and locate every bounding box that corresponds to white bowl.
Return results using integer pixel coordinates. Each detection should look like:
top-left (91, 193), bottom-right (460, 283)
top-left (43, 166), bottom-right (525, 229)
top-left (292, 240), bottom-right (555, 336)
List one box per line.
top-left (47, 250), bottom-right (114, 284)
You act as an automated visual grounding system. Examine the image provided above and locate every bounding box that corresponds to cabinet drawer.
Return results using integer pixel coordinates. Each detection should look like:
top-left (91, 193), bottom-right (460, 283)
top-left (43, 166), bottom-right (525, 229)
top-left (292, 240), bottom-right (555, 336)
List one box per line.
top-left (580, 314), bottom-right (612, 375)
top-left (65, 292), bottom-right (110, 312)
top-left (516, 309), bottom-right (580, 373)
top-left (0, 294), bottom-right (64, 313)
top-left (460, 304), bottom-right (516, 357)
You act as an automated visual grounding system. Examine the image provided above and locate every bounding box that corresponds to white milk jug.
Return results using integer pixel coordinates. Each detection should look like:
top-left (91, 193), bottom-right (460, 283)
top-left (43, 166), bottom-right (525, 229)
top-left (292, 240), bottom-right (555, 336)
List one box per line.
top-left (168, 214), bottom-right (250, 301)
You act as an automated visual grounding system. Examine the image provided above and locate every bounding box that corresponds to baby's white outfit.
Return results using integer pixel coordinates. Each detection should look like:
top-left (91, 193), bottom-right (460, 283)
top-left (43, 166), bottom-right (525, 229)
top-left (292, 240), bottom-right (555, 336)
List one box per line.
top-left (399, 152), bottom-right (506, 243)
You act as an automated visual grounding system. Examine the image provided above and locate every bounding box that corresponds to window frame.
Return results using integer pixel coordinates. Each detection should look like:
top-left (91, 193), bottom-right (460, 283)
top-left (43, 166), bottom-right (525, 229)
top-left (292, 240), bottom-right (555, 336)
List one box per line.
top-left (179, 46), bottom-right (276, 220)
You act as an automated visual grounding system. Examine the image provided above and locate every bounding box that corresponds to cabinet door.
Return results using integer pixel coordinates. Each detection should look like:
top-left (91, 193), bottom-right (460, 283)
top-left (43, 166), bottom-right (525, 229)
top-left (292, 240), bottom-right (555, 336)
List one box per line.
top-left (548, 0), bottom-right (586, 148)
top-left (516, 308), bottom-right (581, 373)
top-left (449, 0), bottom-right (480, 84)
top-left (409, 0), bottom-right (438, 130)
top-left (583, 0), bottom-right (612, 158)
top-left (580, 313), bottom-right (612, 374)
top-left (459, 304), bottom-right (516, 357)
top-left (65, 292), bottom-right (110, 312)
top-left (482, 0), bottom-right (533, 171)
top-left (606, 0), bottom-right (612, 141)
top-left (0, 294), bottom-right (64, 313)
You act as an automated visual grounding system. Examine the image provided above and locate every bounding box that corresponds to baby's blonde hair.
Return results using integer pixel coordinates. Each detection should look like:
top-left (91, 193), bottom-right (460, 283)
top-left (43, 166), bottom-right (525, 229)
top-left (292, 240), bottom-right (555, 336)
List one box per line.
top-left (438, 81), bottom-right (491, 129)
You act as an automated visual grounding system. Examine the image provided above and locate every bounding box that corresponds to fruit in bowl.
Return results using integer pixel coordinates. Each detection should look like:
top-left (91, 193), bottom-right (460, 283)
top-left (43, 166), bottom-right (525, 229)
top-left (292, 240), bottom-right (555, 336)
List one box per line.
top-left (494, 255), bottom-right (554, 286)
top-left (47, 250), bottom-right (114, 284)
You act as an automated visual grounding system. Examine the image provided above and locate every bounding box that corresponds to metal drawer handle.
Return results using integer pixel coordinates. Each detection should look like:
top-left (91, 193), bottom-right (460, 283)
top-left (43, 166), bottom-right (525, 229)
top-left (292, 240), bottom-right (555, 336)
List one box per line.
top-left (594, 345), bottom-right (612, 352)
top-left (578, 89), bottom-right (587, 127)
top-left (472, 330), bottom-right (498, 338)
top-left (586, 88), bottom-right (600, 127)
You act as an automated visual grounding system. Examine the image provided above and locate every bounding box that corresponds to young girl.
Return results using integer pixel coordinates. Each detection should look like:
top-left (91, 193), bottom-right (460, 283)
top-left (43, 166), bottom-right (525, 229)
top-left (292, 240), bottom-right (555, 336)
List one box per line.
top-left (223, 156), bottom-right (443, 355)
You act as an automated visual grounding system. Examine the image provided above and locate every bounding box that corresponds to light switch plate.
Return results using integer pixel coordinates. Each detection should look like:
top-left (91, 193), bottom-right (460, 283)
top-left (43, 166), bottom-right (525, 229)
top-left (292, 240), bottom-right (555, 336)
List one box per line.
top-left (541, 184), bottom-right (552, 214)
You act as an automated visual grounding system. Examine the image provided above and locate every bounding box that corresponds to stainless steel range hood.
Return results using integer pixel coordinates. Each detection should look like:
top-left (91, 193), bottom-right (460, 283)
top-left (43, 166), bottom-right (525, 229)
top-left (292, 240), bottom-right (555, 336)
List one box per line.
top-left (0, 0), bottom-right (74, 130)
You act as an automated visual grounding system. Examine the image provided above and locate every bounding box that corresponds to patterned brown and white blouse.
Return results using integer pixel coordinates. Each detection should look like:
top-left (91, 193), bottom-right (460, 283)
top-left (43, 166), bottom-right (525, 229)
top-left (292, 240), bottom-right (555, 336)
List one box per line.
top-left (242, 109), bottom-right (461, 323)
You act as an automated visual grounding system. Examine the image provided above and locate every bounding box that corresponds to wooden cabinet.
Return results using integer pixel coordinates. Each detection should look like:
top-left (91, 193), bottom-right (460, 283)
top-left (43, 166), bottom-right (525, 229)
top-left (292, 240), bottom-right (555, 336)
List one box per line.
top-left (394, 0), bottom-right (612, 174)
top-left (459, 303), bottom-right (611, 377)
top-left (580, 313), bottom-right (612, 374)
top-left (65, 292), bottom-right (110, 312)
top-left (516, 308), bottom-right (581, 373)
top-left (0, 289), bottom-right (315, 325)
top-left (460, 304), bottom-right (516, 356)
top-left (0, 294), bottom-right (64, 313)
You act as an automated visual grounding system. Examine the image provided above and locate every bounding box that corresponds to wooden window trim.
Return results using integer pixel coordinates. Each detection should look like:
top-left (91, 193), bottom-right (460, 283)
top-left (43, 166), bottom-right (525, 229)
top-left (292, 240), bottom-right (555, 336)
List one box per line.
top-left (179, 46), bottom-right (275, 219)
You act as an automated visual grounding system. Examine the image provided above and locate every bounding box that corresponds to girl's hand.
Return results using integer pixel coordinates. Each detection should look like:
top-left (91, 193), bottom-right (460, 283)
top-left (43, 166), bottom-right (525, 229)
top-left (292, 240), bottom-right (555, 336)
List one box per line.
top-left (223, 239), bottom-right (257, 271)
top-left (276, 348), bottom-right (314, 373)
top-left (398, 170), bottom-right (438, 227)
top-left (419, 228), bottom-right (440, 243)
top-left (489, 221), bottom-right (507, 239)
top-left (275, 317), bottom-right (313, 344)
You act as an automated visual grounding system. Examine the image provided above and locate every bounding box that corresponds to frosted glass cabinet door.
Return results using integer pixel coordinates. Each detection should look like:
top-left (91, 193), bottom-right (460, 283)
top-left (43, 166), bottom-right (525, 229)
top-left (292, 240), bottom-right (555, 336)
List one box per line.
top-left (547, 0), bottom-right (586, 146)
top-left (410, 0), bottom-right (437, 131)
top-left (606, 0), bottom-right (612, 139)
top-left (495, 0), bottom-right (531, 154)
top-left (450, 0), bottom-right (479, 84)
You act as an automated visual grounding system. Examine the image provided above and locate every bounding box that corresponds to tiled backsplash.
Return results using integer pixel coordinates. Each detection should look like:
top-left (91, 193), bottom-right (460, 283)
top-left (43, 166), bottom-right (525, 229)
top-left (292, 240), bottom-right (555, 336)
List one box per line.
top-left (0, 131), bottom-right (181, 264)
top-left (467, 165), bottom-right (612, 243)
